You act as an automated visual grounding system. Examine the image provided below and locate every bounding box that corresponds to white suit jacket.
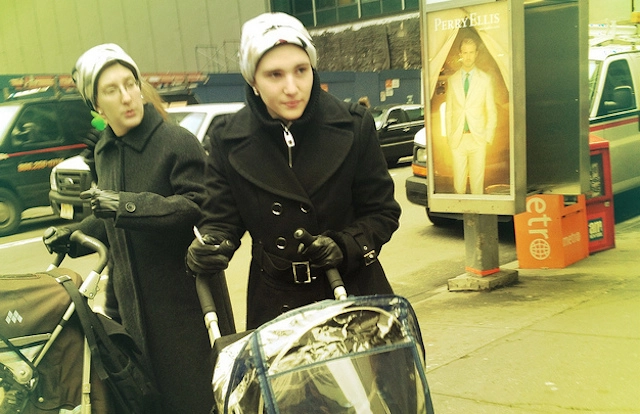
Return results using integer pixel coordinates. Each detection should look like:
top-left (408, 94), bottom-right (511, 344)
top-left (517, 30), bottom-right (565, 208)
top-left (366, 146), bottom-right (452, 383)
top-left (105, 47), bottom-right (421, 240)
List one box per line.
top-left (445, 68), bottom-right (497, 149)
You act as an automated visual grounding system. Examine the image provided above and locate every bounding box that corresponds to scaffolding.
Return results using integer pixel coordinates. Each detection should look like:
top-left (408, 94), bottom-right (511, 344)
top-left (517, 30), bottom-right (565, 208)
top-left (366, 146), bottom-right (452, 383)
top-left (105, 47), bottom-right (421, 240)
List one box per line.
top-left (196, 42), bottom-right (241, 74)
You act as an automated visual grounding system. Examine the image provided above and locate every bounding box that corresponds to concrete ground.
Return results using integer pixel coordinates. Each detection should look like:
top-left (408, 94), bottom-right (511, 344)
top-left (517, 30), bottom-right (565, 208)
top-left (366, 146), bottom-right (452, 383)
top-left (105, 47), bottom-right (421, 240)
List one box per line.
top-left (413, 217), bottom-right (640, 413)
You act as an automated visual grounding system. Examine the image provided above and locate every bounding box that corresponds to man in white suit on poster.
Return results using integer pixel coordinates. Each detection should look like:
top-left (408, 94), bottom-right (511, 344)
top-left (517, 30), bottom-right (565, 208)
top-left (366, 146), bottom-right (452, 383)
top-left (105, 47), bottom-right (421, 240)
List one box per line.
top-left (445, 36), bottom-right (497, 194)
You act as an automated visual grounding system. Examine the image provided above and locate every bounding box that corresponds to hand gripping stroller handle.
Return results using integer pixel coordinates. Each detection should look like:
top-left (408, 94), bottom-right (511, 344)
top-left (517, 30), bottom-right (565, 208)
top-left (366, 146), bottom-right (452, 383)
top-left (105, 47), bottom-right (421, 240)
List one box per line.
top-left (196, 274), bottom-right (222, 346)
top-left (293, 228), bottom-right (347, 300)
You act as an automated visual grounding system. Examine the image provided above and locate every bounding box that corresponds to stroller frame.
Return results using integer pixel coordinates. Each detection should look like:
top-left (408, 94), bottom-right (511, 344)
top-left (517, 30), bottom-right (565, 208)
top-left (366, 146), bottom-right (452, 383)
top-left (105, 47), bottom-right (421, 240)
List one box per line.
top-left (0, 231), bottom-right (108, 414)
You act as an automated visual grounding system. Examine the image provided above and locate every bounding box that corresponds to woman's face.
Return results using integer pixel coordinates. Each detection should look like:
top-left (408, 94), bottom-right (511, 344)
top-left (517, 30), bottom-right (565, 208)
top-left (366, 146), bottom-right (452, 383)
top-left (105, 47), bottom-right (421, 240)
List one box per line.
top-left (95, 63), bottom-right (144, 137)
top-left (253, 44), bottom-right (313, 122)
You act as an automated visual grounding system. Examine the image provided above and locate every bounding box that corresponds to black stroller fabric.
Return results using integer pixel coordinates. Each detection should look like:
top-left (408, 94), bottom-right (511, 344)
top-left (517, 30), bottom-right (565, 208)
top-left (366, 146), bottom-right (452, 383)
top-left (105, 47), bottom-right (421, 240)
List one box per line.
top-left (59, 275), bottom-right (162, 414)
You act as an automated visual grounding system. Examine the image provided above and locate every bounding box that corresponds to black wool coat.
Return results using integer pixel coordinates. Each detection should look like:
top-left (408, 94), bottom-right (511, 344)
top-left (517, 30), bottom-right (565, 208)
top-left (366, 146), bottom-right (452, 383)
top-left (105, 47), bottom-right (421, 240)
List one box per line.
top-left (73, 105), bottom-right (213, 414)
top-left (199, 80), bottom-right (402, 330)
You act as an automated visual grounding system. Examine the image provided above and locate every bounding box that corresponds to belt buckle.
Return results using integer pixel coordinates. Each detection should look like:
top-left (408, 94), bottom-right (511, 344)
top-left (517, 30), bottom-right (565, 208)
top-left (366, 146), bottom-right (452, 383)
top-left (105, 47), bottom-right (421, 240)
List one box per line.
top-left (292, 261), bottom-right (311, 284)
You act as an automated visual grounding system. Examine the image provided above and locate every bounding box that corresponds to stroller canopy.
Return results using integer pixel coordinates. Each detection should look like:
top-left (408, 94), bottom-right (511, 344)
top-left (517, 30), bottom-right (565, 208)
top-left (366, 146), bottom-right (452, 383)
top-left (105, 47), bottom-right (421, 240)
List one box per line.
top-left (213, 295), bottom-right (433, 414)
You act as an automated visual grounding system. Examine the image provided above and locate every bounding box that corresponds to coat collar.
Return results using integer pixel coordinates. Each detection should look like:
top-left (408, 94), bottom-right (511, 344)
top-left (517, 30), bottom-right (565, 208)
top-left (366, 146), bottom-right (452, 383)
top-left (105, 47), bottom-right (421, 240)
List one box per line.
top-left (219, 86), bottom-right (356, 203)
top-left (96, 104), bottom-right (162, 154)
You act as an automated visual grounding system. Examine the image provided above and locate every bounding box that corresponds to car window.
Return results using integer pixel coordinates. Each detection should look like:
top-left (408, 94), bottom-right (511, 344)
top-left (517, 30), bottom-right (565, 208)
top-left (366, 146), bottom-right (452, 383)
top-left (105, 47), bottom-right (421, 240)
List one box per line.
top-left (387, 109), bottom-right (407, 124)
top-left (405, 107), bottom-right (424, 122)
top-left (168, 111), bottom-right (206, 137)
top-left (588, 59), bottom-right (601, 110)
top-left (0, 106), bottom-right (20, 145)
top-left (597, 59), bottom-right (636, 116)
top-left (11, 103), bottom-right (63, 148)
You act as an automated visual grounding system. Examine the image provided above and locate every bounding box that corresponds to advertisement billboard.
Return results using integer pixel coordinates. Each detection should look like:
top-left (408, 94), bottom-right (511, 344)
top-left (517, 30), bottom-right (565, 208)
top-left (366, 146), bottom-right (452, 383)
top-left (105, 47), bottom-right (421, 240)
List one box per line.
top-left (422, 0), bottom-right (526, 216)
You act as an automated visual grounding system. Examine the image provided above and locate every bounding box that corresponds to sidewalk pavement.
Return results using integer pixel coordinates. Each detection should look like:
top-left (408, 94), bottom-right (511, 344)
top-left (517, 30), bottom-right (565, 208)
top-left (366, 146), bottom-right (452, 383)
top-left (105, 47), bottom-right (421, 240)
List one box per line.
top-left (413, 216), bottom-right (640, 413)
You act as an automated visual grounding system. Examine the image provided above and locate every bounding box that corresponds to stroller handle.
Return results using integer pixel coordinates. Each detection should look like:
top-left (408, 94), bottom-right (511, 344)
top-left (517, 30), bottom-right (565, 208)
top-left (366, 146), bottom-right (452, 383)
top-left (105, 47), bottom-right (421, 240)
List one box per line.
top-left (69, 230), bottom-right (109, 275)
top-left (293, 228), bottom-right (347, 300)
top-left (195, 274), bottom-right (222, 346)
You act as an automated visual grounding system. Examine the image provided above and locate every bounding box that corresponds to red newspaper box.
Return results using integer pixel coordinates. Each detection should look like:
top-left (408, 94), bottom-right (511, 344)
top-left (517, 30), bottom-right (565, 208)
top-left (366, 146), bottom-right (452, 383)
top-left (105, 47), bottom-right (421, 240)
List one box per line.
top-left (515, 194), bottom-right (589, 269)
top-left (586, 135), bottom-right (615, 253)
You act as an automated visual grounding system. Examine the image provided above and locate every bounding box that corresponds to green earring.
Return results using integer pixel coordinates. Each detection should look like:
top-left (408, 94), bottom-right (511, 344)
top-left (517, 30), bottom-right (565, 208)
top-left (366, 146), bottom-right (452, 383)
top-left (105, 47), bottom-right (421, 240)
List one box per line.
top-left (91, 111), bottom-right (107, 131)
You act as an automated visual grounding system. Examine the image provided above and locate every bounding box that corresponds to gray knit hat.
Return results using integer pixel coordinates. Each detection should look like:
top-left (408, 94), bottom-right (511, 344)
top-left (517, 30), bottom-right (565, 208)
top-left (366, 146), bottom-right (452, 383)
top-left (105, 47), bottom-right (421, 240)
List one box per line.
top-left (239, 12), bottom-right (317, 85)
top-left (72, 43), bottom-right (141, 111)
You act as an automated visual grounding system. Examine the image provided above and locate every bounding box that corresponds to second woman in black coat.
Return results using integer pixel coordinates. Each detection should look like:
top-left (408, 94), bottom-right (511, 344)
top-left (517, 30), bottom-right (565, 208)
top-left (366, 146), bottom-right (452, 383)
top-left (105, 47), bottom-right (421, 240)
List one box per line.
top-left (187, 13), bottom-right (401, 330)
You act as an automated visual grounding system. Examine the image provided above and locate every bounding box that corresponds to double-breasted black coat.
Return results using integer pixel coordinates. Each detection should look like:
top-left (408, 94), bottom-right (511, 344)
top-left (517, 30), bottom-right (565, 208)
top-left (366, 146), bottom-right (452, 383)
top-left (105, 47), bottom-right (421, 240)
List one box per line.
top-left (199, 76), bottom-right (402, 329)
top-left (72, 104), bottom-right (213, 414)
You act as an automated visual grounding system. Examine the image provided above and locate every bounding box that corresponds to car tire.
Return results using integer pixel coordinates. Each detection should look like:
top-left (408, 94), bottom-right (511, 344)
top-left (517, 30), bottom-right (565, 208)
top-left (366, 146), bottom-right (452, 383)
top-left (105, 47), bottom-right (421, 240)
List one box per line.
top-left (0, 188), bottom-right (22, 237)
top-left (426, 208), bottom-right (459, 227)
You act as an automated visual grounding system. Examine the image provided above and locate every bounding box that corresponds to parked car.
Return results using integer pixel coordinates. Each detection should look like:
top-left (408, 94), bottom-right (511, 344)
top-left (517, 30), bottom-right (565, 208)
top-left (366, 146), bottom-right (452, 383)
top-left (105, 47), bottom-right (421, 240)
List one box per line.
top-left (164, 103), bottom-right (245, 152)
top-left (370, 103), bottom-right (424, 166)
top-left (49, 102), bottom-right (244, 221)
top-left (0, 94), bottom-right (92, 236)
top-left (406, 35), bottom-right (640, 225)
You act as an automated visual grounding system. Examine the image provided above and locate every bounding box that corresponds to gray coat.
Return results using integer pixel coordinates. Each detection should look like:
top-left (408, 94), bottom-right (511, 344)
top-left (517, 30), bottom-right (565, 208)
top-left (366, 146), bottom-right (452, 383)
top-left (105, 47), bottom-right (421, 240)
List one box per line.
top-left (199, 77), bottom-right (402, 329)
top-left (74, 105), bottom-right (213, 414)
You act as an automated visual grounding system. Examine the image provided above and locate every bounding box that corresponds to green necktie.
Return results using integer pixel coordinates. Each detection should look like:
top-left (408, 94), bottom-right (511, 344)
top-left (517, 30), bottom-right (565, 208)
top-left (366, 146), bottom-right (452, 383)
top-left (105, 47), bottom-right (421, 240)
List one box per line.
top-left (464, 72), bottom-right (470, 96)
top-left (464, 73), bottom-right (470, 132)
top-left (464, 72), bottom-right (469, 134)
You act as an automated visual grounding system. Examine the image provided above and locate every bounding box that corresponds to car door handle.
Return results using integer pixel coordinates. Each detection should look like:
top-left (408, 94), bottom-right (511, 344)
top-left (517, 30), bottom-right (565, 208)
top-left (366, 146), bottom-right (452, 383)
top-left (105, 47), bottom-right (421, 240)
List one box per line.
top-left (403, 127), bottom-right (411, 132)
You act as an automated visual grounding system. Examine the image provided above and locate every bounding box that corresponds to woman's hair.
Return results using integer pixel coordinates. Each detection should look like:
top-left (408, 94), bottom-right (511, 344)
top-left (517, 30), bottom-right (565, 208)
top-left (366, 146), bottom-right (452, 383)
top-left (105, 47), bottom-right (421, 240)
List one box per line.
top-left (140, 81), bottom-right (168, 120)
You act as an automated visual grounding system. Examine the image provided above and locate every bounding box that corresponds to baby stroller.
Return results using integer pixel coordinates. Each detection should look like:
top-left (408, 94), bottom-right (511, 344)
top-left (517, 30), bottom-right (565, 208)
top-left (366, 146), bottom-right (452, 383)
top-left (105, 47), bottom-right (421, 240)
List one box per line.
top-left (196, 229), bottom-right (435, 414)
top-left (0, 231), bottom-right (110, 414)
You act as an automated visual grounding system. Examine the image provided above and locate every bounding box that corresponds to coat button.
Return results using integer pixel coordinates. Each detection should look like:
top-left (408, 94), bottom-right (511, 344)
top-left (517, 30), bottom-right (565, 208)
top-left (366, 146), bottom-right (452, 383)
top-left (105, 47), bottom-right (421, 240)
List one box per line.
top-left (281, 304), bottom-right (290, 313)
top-left (271, 202), bottom-right (283, 216)
top-left (300, 204), bottom-right (310, 213)
top-left (275, 237), bottom-right (287, 250)
top-left (125, 202), bottom-right (136, 212)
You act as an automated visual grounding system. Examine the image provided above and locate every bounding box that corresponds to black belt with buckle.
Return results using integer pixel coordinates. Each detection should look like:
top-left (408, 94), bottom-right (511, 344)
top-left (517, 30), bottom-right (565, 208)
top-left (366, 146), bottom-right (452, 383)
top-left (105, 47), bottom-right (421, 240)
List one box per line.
top-left (254, 245), bottom-right (322, 284)
top-left (292, 261), bottom-right (312, 283)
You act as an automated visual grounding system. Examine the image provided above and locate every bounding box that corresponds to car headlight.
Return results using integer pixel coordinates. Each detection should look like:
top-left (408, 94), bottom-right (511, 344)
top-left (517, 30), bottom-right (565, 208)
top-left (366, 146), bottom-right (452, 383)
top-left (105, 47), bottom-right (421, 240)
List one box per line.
top-left (50, 167), bottom-right (58, 191)
top-left (415, 146), bottom-right (427, 164)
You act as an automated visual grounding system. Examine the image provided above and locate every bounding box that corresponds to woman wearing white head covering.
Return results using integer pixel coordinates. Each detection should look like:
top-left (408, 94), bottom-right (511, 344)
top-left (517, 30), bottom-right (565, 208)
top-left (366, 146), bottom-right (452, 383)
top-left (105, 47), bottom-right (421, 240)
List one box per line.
top-left (187, 13), bottom-right (401, 330)
top-left (43, 43), bottom-right (218, 414)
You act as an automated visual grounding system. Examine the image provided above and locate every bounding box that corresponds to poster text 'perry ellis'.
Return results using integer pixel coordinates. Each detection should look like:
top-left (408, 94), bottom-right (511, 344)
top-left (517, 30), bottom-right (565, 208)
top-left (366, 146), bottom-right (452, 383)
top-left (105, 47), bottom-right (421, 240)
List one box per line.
top-left (433, 13), bottom-right (500, 32)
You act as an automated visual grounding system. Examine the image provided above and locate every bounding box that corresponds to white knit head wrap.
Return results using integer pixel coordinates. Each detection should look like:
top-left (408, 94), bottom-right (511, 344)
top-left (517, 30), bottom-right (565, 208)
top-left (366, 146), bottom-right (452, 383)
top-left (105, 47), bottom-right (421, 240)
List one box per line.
top-left (239, 13), bottom-right (317, 85)
top-left (72, 43), bottom-right (141, 111)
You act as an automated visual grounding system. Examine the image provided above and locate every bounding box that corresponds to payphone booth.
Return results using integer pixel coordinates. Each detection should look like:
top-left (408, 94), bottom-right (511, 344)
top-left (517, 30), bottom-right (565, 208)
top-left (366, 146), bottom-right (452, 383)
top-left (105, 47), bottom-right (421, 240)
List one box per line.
top-left (420, 0), bottom-right (590, 285)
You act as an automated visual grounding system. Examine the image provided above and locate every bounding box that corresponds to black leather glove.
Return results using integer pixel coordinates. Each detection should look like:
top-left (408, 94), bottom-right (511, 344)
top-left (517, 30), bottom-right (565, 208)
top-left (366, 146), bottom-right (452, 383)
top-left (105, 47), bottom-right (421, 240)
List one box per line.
top-left (43, 226), bottom-right (72, 255)
top-left (80, 188), bottom-right (120, 219)
top-left (186, 235), bottom-right (236, 274)
top-left (298, 234), bottom-right (344, 269)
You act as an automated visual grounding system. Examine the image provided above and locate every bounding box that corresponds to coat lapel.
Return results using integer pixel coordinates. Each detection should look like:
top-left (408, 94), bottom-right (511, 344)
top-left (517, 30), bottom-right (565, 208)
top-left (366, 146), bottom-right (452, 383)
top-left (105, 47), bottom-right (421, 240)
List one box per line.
top-left (223, 95), bottom-right (354, 203)
top-left (292, 123), bottom-right (353, 195)
top-left (450, 71), bottom-right (465, 103)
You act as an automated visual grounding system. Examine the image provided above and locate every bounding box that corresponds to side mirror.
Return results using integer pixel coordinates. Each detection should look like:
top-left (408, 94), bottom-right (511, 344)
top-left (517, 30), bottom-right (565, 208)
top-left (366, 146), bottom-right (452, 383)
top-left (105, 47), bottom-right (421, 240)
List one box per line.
top-left (604, 85), bottom-right (634, 113)
top-left (613, 85), bottom-right (633, 109)
top-left (384, 118), bottom-right (399, 128)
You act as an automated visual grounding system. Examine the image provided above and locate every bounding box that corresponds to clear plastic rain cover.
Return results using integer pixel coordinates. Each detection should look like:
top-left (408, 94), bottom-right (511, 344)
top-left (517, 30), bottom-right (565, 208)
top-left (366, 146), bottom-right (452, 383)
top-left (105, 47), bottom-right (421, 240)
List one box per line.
top-left (212, 295), bottom-right (431, 414)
